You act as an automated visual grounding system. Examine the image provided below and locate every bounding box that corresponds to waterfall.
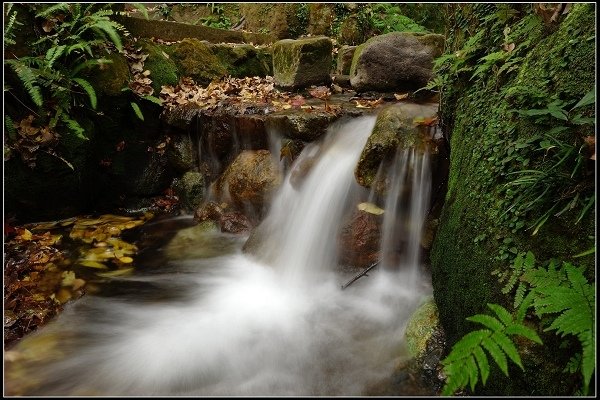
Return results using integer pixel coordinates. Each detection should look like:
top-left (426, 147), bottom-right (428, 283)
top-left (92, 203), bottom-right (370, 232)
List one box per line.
top-left (5, 115), bottom-right (435, 397)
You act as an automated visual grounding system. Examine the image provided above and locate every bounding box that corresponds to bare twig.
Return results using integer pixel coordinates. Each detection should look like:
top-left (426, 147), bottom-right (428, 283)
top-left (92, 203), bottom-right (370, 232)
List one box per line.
top-left (341, 260), bottom-right (380, 290)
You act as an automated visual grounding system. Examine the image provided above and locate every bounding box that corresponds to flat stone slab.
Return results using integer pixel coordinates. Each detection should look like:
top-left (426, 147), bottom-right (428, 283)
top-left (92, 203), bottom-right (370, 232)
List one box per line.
top-left (272, 36), bottom-right (333, 89)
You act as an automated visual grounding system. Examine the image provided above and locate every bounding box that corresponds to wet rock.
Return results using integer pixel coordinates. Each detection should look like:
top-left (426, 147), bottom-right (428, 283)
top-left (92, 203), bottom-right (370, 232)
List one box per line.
top-left (167, 132), bottom-right (196, 173)
top-left (138, 39), bottom-right (180, 94)
top-left (355, 102), bottom-right (438, 189)
top-left (115, 143), bottom-right (173, 197)
top-left (350, 32), bottom-right (445, 92)
top-left (88, 52), bottom-right (130, 97)
top-left (405, 296), bottom-right (440, 359)
top-left (220, 211), bottom-right (252, 234)
top-left (173, 171), bottom-right (205, 212)
top-left (210, 43), bottom-right (272, 77)
top-left (215, 150), bottom-right (282, 218)
top-left (161, 103), bottom-right (201, 130)
top-left (164, 221), bottom-right (240, 261)
top-left (272, 36), bottom-right (333, 89)
top-left (338, 209), bottom-right (382, 270)
top-left (166, 38), bottom-right (227, 86)
top-left (194, 200), bottom-right (225, 223)
top-left (336, 45), bottom-right (357, 75)
top-left (265, 109), bottom-right (340, 142)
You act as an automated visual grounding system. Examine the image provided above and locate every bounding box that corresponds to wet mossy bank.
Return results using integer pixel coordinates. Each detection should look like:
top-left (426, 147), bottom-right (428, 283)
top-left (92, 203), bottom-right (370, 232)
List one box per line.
top-left (430, 4), bottom-right (595, 396)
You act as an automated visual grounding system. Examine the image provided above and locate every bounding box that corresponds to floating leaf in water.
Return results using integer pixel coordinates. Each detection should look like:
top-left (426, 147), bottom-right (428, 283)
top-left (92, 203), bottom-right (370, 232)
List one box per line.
top-left (357, 202), bottom-right (385, 215)
top-left (79, 260), bottom-right (108, 269)
top-left (96, 268), bottom-right (134, 278)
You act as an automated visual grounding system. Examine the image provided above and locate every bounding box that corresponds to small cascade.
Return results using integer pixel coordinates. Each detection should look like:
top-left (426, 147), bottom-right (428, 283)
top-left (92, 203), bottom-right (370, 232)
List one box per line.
top-left (378, 148), bottom-right (431, 287)
top-left (5, 112), bottom-right (436, 397)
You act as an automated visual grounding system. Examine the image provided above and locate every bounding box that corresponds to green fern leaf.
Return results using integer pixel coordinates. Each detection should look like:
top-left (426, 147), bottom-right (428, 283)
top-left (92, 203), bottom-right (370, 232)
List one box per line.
top-left (443, 330), bottom-right (491, 363)
top-left (467, 314), bottom-right (505, 332)
top-left (505, 323), bottom-right (542, 344)
top-left (491, 331), bottom-right (523, 370)
top-left (92, 20), bottom-right (123, 52)
top-left (472, 346), bottom-right (490, 385)
top-left (130, 102), bottom-right (144, 121)
top-left (579, 330), bottom-right (594, 392)
top-left (72, 78), bottom-right (97, 109)
top-left (45, 45), bottom-right (66, 69)
top-left (466, 355), bottom-right (479, 392)
top-left (71, 58), bottom-right (113, 77)
top-left (5, 116), bottom-right (18, 140)
top-left (35, 3), bottom-right (70, 18)
top-left (513, 282), bottom-right (526, 309)
top-left (59, 113), bottom-right (88, 140)
top-left (487, 303), bottom-right (513, 326)
top-left (8, 61), bottom-right (43, 107)
top-left (481, 336), bottom-right (508, 376)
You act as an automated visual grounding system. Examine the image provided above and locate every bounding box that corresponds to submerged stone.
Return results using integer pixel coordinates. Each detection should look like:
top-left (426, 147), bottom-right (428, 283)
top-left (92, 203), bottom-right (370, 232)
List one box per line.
top-left (405, 296), bottom-right (440, 358)
top-left (272, 36), bottom-right (333, 89)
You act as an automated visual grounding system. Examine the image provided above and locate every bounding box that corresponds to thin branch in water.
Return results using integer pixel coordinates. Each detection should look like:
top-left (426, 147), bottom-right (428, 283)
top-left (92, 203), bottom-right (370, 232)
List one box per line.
top-left (341, 261), bottom-right (380, 290)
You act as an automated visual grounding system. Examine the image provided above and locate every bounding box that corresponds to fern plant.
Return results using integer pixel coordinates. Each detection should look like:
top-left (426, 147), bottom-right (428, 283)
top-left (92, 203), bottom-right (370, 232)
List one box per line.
top-left (449, 252), bottom-right (596, 396)
top-left (521, 258), bottom-right (596, 395)
top-left (441, 303), bottom-right (542, 395)
top-left (4, 3), bottom-right (128, 154)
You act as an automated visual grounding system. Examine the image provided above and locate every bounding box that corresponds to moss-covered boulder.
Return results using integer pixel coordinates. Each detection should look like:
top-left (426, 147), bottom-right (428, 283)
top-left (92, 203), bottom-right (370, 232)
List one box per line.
top-left (210, 43), bottom-right (272, 77)
top-left (166, 38), bottom-right (227, 86)
top-left (173, 171), bottom-right (205, 212)
top-left (355, 102), bottom-right (438, 189)
top-left (265, 109), bottom-right (340, 142)
top-left (138, 39), bottom-right (179, 94)
top-left (272, 36), bottom-right (333, 89)
top-left (404, 297), bottom-right (440, 359)
top-left (215, 149), bottom-right (281, 218)
top-left (335, 45), bottom-right (357, 75)
top-left (430, 4), bottom-right (595, 396)
top-left (166, 132), bottom-right (196, 173)
top-left (349, 32), bottom-right (444, 92)
top-left (88, 52), bottom-right (130, 97)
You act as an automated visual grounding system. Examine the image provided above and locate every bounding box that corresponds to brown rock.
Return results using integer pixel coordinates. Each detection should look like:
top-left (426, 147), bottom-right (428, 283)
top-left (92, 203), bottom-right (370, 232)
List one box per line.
top-left (338, 209), bottom-right (382, 270)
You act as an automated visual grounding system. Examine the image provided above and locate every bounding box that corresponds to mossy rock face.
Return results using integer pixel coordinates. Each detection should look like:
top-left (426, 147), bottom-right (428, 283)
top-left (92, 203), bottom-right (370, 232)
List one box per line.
top-left (88, 52), bottom-right (130, 97)
top-left (349, 32), bottom-right (444, 92)
top-left (430, 4), bottom-right (595, 396)
top-left (215, 149), bottom-right (282, 218)
top-left (138, 39), bottom-right (179, 94)
top-left (355, 103), bottom-right (438, 189)
top-left (167, 132), bottom-right (196, 173)
top-left (336, 45), bottom-right (357, 75)
top-left (338, 15), bottom-right (368, 46)
top-left (166, 38), bottom-right (227, 86)
top-left (272, 36), bottom-right (333, 89)
top-left (210, 43), bottom-right (272, 77)
top-left (405, 297), bottom-right (440, 359)
top-left (173, 171), bottom-right (205, 212)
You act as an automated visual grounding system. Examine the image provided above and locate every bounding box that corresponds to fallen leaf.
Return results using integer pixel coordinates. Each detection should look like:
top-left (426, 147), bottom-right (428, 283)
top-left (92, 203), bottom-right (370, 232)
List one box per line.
top-left (394, 93), bottom-right (409, 100)
top-left (358, 202), bottom-right (385, 215)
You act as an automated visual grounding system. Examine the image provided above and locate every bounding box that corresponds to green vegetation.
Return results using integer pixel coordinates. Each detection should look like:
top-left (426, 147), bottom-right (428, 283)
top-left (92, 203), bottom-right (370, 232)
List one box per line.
top-left (4, 3), bottom-right (128, 166)
top-left (430, 3), bottom-right (595, 395)
top-left (443, 252), bottom-right (595, 395)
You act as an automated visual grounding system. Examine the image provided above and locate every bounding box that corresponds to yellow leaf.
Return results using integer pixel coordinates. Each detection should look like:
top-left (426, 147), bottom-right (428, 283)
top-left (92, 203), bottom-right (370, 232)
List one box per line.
top-left (61, 271), bottom-right (76, 287)
top-left (357, 202), bottom-right (385, 215)
top-left (96, 268), bottom-right (134, 278)
top-left (394, 93), bottom-right (409, 100)
top-left (118, 256), bottom-right (134, 264)
top-left (79, 260), bottom-right (109, 269)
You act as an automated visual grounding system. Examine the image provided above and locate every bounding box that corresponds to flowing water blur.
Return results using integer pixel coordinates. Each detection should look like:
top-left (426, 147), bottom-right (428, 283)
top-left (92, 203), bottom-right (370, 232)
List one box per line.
top-left (5, 116), bottom-right (434, 396)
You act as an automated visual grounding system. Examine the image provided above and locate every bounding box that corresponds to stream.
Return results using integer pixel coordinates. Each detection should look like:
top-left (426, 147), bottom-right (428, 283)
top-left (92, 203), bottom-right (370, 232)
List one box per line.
top-left (5, 115), bottom-right (435, 396)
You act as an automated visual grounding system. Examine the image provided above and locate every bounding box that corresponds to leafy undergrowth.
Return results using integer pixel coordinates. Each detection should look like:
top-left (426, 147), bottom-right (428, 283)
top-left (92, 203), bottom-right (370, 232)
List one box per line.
top-left (159, 75), bottom-right (406, 114)
top-left (4, 213), bottom-right (154, 349)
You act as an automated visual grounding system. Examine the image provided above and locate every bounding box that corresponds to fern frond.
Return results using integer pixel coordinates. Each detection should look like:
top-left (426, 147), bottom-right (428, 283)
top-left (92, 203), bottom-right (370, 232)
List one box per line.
top-left (467, 314), bottom-right (505, 331)
top-left (72, 78), bottom-right (97, 109)
top-left (472, 346), bottom-right (490, 385)
top-left (90, 20), bottom-right (123, 51)
top-left (487, 303), bottom-right (513, 326)
top-left (5, 116), bottom-right (18, 140)
top-left (130, 102), bottom-right (144, 121)
top-left (7, 61), bottom-right (44, 107)
top-left (505, 323), bottom-right (542, 344)
top-left (45, 45), bottom-right (67, 70)
top-left (71, 58), bottom-right (113, 77)
top-left (491, 331), bottom-right (523, 370)
top-left (59, 113), bottom-right (88, 140)
top-left (481, 335), bottom-right (508, 376)
top-left (35, 3), bottom-right (71, 18)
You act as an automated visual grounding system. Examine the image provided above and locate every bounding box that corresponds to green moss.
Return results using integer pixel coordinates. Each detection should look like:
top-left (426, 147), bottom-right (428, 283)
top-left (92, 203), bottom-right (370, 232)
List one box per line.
top-left (139, 39), bottom-right (179, 94)
top-left (272, 37), bottom-right (332, 89)
top-left (211, 44), bottom-right (272, 77)
top-left (88, 52), bottom-right (130, 97)
top-left (431, 4), bottom-right (595, 396)
top-left (166, 38), bottom-right (226, 86)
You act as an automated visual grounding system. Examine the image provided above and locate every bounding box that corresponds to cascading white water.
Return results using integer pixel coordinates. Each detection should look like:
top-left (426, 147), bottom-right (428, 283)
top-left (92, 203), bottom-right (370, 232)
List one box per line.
top-left (5, 115), bottom-right (434, 396)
